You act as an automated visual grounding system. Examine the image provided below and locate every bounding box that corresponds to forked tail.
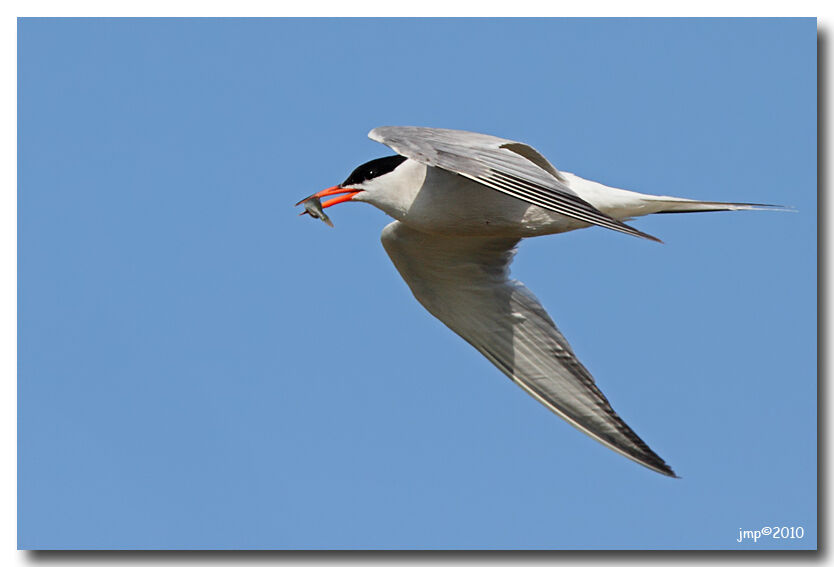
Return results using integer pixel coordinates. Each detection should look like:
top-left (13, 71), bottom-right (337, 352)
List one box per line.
top-left (648, 198), bottom-right (793, 214)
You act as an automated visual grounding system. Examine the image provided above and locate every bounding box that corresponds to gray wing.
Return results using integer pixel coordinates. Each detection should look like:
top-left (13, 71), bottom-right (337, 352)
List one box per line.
top-left (381, 220), bottom-right (676, 477)
top-left (370, 126), bottom-right (660, 243)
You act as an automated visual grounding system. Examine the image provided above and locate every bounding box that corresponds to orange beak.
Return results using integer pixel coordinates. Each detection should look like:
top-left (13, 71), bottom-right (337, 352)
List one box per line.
top-left (295, 185), bottom-right (362, 212)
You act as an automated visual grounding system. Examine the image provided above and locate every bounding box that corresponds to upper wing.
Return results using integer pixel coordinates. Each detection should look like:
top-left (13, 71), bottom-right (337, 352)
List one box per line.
top-left (370, 126), bottom-right (660, 243)
top-left (381, 220), bottom-right (676, 477)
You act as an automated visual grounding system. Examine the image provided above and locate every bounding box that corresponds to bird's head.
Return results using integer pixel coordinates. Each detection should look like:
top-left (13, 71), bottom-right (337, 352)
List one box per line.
top-left (296, 155), bottom-right (411, 218)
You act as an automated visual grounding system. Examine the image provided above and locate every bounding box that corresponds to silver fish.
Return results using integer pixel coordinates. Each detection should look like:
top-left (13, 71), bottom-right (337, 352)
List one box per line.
top-left (298, 196), bottom-right (334, 227)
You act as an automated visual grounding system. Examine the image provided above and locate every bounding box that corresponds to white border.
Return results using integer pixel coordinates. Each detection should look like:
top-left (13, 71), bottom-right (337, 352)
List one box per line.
top-left (3, 1), bottom-right (832, 16)
top-left (4, 4), bottom-right (828, 566)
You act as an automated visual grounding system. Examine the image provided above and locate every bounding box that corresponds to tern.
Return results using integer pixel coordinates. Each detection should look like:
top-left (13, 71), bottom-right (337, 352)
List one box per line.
top-left (296, 126), bottom-right (781, 477)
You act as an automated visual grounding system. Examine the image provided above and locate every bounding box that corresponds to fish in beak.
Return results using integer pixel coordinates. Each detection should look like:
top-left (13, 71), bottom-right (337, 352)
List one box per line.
top-left (295, 185), bottom-right (362, 227)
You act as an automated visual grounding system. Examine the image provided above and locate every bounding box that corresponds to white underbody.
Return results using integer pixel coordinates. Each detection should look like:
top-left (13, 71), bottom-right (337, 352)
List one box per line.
top-left (353, 159), bottom-right (689, 238)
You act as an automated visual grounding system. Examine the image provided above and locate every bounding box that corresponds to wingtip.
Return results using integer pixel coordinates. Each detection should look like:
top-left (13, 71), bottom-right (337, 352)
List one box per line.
top-left (607, 217), bottom-right (663, 244)
top-left (642, 457), bottom-right (678, 477)
top-left (624, 225), bottom-right (664, 244)
top-left (659, 466), bottom-right (680, 479)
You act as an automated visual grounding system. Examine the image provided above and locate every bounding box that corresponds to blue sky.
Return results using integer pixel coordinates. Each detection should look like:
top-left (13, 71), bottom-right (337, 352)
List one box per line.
top-left (18, 18), bottom-right (816, 549)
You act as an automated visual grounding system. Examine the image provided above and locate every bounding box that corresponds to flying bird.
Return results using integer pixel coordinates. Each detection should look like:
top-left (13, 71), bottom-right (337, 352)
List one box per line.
top-left (296, 126), bottom-right (782, 477)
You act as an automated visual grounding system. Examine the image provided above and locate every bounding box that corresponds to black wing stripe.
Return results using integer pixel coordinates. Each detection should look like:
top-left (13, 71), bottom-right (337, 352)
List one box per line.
top-left (481, 171), bottom-right (660, 242)
top-left (489, 171), bottom-right (628, 230)
top-left (489, 171), bottom-right (630, 224)
top-left (485, 174), bottom-right (610, 228)
top-left (490, 170), bottom-right (607, 219)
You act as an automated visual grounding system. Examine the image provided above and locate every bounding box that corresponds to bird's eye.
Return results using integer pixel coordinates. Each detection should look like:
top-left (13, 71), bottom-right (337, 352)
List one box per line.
top-left (368, 170), bottom-right (376, 177)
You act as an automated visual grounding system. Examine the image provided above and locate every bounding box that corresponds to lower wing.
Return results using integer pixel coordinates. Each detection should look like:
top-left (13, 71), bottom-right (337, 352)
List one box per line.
top-left (380, 221), bottom-right (676, 477)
